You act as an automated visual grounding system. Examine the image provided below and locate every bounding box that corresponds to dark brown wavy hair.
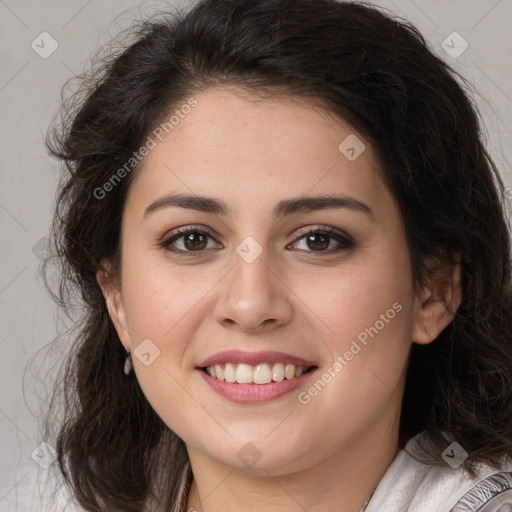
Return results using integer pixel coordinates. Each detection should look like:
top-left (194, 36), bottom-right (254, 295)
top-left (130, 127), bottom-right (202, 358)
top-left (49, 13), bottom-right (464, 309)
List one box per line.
top-left (42, 0), bottom-right (512, 510)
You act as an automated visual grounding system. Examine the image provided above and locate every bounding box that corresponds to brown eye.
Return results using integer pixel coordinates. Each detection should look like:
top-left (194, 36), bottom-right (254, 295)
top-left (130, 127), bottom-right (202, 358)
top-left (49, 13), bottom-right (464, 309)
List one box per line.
top-left (181, 232), bottom-right (208, 251)
top-left (304, 233), bottom-right (330, 251)
top-left (160, 227), bottom-right (222, 256)
top-left (288, 226), bottom-right (355, 254)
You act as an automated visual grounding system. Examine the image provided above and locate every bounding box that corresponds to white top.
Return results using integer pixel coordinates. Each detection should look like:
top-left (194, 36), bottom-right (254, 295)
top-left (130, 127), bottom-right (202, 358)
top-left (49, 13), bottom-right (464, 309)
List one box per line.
top-left (366, 431), bottom-right (512, 512)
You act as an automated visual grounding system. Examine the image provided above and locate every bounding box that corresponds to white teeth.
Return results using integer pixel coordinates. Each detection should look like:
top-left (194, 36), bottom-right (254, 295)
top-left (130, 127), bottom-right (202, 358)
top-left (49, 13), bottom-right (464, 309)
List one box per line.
top-left (224, 363), bottom-right (236, 383)
top-left (235, 363), bottom-right (253, 384)
top-left (204, 362), bottom-right (312, 384)
top-left (253, 363), bottom-right (272, 384)
top-left (272, 362), bottom-right (285, 382)
top-left (214, 364), bottom-right (224, 380)
top-left (285, 364), bottom-right (296, 380)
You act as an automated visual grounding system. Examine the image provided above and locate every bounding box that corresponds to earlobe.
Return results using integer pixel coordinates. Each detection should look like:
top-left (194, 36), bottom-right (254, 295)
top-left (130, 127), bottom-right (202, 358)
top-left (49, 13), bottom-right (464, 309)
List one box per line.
top-left (96, 267), bottom-right (131, 349)
top-left (412, 254), bottom-right (462, 345)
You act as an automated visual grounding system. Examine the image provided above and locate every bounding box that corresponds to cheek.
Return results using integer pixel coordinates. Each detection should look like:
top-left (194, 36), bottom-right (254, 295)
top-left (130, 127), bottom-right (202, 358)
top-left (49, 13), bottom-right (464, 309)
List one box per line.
top-left (118, 255), bottom-right (211, 431)
top-left (302, 240), bottom-right (414, 399)
top-left (305, 242), bottom-right (413, 345)
top-left (120, 249), bottom-right (216, 342)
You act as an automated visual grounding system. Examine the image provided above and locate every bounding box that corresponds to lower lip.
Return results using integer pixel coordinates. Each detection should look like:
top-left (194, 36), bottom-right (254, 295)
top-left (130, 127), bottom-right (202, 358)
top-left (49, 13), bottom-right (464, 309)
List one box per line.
top-left (197, 367), bottom-right (318, 404)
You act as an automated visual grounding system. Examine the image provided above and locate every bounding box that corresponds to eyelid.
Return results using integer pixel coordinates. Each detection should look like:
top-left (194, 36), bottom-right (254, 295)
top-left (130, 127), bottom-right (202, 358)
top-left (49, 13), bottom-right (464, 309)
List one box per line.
top-left (160, 224), bottom-right (220, 243)
top-left (291, 224), bottom-right (350, 240)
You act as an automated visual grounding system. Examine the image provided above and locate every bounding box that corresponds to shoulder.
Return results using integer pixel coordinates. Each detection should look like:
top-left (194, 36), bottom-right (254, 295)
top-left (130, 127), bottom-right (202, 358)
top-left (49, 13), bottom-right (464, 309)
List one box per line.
top-left (366, 431), bottom-right (512, 512)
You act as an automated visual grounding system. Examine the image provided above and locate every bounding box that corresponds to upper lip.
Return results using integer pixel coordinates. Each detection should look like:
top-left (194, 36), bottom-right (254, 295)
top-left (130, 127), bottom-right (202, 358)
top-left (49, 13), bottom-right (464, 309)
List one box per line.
top-left (196, 350), bottom-right (317, 368)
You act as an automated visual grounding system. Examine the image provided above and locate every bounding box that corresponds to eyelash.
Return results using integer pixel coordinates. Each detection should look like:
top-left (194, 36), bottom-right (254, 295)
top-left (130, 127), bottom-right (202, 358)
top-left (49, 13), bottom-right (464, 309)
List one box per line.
top-left (159, 225), bottom-right (356, 257)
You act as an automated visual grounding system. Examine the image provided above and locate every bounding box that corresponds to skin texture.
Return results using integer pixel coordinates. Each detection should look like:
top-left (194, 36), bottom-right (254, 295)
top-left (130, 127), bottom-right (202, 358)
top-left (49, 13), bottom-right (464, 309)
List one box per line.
top-left (97, 87), bottom-right (461, 511)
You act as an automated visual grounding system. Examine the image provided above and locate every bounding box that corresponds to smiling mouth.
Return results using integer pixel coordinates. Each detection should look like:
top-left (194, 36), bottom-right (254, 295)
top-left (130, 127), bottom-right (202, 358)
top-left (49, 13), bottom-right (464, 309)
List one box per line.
top-left (200, 362), bottom-right (317, 385)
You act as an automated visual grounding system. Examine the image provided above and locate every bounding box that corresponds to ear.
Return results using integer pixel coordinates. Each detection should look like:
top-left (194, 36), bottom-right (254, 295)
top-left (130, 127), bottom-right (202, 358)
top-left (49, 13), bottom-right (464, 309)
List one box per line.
top-left (96, 263), bottom-right (131, 350)
top-left (411, 251), bottom-right (462, 345)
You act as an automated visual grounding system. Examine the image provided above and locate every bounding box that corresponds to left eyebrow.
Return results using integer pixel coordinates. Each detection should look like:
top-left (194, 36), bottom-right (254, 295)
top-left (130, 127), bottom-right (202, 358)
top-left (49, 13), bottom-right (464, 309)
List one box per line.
top-left (143, 193), bottom-right (374, 220)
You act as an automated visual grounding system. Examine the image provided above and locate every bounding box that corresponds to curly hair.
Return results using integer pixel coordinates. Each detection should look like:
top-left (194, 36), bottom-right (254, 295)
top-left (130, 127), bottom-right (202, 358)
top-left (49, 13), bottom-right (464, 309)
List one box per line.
top-left (42, 0), bottom-right (512, 510)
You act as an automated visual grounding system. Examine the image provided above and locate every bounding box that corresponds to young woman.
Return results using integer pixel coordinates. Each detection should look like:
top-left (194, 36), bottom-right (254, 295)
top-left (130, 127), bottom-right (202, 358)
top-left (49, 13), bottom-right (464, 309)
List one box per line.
top-left (43, 0), bottom-right (512, 510)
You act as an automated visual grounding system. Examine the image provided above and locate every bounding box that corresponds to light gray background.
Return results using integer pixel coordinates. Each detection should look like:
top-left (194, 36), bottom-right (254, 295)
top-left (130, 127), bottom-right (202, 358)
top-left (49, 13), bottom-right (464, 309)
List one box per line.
top-left (1, 0), bottom-right (511, 510)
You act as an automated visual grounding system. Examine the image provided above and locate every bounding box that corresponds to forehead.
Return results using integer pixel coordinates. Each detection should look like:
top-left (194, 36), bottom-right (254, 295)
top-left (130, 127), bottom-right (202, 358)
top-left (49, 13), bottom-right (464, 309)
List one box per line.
top-left (125, 87), bottom-right (390, 219)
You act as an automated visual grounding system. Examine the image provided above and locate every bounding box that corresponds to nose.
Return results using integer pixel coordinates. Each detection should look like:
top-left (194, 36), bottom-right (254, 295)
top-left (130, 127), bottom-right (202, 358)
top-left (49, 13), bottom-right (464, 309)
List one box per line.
top-left (213, 246), bottom-right (293, 333)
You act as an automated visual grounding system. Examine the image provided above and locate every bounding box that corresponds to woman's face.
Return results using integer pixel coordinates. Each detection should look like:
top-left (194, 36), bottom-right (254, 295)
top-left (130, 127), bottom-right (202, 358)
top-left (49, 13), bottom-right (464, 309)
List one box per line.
top-left (100, 87), bottom-right (434, 475)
